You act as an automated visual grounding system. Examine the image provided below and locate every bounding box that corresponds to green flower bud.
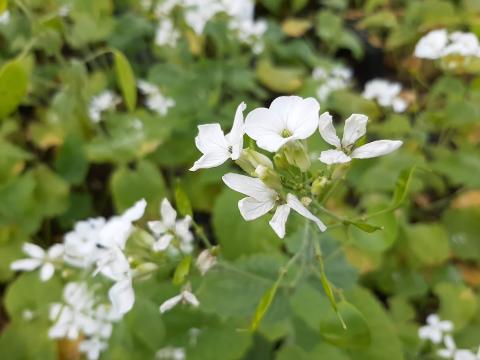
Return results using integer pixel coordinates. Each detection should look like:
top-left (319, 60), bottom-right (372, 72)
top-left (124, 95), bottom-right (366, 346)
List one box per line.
top-left (283, 141), bottom-right (311, 172)
top-left (236, 149), bottom-right (273, 175)
top-left (255, 165), bottom-right (282, 191)
top-left (311, 176), bottom-right (329, 196)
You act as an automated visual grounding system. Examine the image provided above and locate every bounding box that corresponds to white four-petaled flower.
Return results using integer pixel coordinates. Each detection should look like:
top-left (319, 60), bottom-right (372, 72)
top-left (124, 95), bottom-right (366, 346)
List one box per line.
top-left (190, 102), bottom-right (246, 171)
top-left (11, 243), bottom-right (64, 282)
top-left (159, 287), bottom-right (200, 314)
top-left (222, 173), bottom-right (326, 238)
top-left (418, 314), bottom-right (453, 344)
top-left (245, 96), bottom-right (320, 152)
top-left (318, 112), bottom-right (402, 165)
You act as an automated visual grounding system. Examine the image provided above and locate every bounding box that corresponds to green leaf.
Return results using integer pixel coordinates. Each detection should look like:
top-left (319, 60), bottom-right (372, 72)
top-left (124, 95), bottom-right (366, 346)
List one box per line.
top-left (113, 49), bottom-right (137, 111)
top-left (256, 60), bottom-right (304, 93)
top-left (32, 165), bottom-right (70, 217)
top-left (0, 58), bottom-right (29, 119)
top-left (172, 255), bottom-right (192, 285)
top-left (175, 184), bottom-right (193, 217)
top-left (250, 282), bottom-right (279, 332)
top-left (350, 222), bottom-right (383, 233)
top-left (434, 282), bottom-right (478, 330)
top-left (349, 212), bottom-right (398, 252)
top-left (406, 223), bottom-right (450, 265)
top-left (319, 301), bottom-right (371, 349)
top-left (0, 0), bottom-right (7, 14)
top-left (443, 208), bottom-right (480, 261)
top-left (391, 166), bottom-right (415, 209)
top-left (54, 134), bottom-right (88, 185)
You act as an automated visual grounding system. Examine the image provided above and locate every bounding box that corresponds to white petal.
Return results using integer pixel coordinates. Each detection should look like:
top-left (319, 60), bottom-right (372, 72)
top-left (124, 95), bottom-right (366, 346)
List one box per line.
top-left (122, 199), bottom-right (147, 222)
top-left (269, 96), bottom-right (302, 123)
top-left (190, 151), bottom-right (230, 171)
top-left (426, 314), bottom-right (440, 325)
top-left (226, 102), bottom-right (246, 160)
top-left (238, 197), bottom-right (276, 221)
top-left (351, 140), bottom-right (402, 159)
top-left (47, 244), bottom-right (64, 259)
top-left (437, 349), bottom-right (454, 359)
top-left (159, 294), bottom-right (183, 313)
top-left (244, 107), bottom-right (287, 152)
top-left (286, 194), bottom-right (327, 232)
top-left (182, 291), bottom-right (200, 307)
top-left (109, 278), bottom-right (135, 315)
top-left (22, 243), bottom-right (45, 259)
top-left (318, 112), bottom-right (341, 148)
top-left (222, 173), bottom-right (277, 201)
top-left (40, 263), bottom-right (55, 282)
top-left (148, 220), bottom-right (168, 236)
top-left (160, 198), bottom-right (177, 228)
top-left (268, 205), bottom-right (291, 238)
top-left (284, 97), bottom-right (320, 140)
top-left (319, 149), bottom-right (351, 164)
top-left (153, 234), bottom-right (174, 252)
top-left (438, 320), bottom-right (454, 332)
top-left (194, 124), bottom-right (229, 155)
top-left (342, 114), bottom-right (368, 147)
top-left (10, 258), bottom-right (42, 271)
top-left (444, 335), bottom-right (456, 350)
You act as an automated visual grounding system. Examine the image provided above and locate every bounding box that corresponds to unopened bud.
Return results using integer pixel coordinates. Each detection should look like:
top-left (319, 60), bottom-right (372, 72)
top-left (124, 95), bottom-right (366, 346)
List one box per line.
top-left (255, 165), bottom-right (282, 191)
top-left (301, 197), bottom-right (312, 207)
top-left (273, 153), bottom-right (289, 170)
top-left (236, 149), bottom-right (273, 175)
top-left (196, 249), bottom-right (217, 276)
top-left (311, 176), bottom-right (329, 196)
top-left (283, 141), bottom-right (311, 172)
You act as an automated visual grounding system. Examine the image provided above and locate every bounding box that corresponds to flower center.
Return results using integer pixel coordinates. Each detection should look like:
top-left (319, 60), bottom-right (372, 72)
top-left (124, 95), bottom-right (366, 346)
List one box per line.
top-left (281, 129), bottom-right (292, 138)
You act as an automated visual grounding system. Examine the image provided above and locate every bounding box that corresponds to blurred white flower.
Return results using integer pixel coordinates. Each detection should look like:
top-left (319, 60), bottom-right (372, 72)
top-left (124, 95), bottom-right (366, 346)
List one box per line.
top-left (79, 337), bottom-right (108, 360)
top-left (155, 18), bottom-right (180, 47)
top-left (419, 314), bottom-right (453, 344)
top-left (88, 91), bottom-right (120, 123)
top-left (0, 11), bottom-right (10, 25)
top-left (443, 31), bottom-right (480, 57)
top-left (196, 249), bottom-right (217, 275)
top-left (245, 96), bottom-right (320, 152)
top-left (415, 29), bottom-right (480, 59)
top-left (318, 112), bottom-right (402, 165)
top-left (156, 346), bottom-right (186, 360)
top-left (362, 79), bottom-right (408, 113)
top-left (438, 334), bottom-right (480, 360)
top-left (190, 102), bottom-right (246, 171)
top-left (313, 64), bottom-right (352, 102)
top-left (415, 29), bottom-right (448, 59)
top-left (11, 243), bottom-right (64, 282)
top-left (159, 286), bottom-right (200, 313)
top-left (222, 173), bottom-right (326, 238)
top-left (138, 80), bottom-right (175, 116)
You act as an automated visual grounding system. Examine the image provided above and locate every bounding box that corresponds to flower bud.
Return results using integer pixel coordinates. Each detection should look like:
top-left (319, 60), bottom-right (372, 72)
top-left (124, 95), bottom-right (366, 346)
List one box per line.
top-left (236, 149), bottom-right (273, 175)
top-left (283, 141), bottom-right (311, 172)
top-left (311, 176), bottom-right (329, 196)
top-left (301, 197), bottom-right (312, 207)
top-left (255, 165), bottom-right (282, 191)
top-left (273, 153), bottom-right (289, 170)
top-left (196, 249), bottom-right (217, 276)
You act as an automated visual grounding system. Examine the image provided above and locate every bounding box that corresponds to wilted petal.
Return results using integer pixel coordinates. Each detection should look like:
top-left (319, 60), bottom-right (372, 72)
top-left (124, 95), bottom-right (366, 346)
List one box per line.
top-left (318, 112), bottom-right (341, 148)
top-left (284, 97), bottom-right (320, 140)
top-left (182, 291), bottom-right (200, 307)
top-left (226, 102), bottom-right (246, 160)
top-left (109, 278), bottom-right (135, 315)
top-left (122, 199), bottom-right (147, 222)
top-left (153, 234), bottom-right (174, 252)
top-left (341, 114), bottom-right (368, 147)
top-left (351, 140), bottom-right (402, 159)
top-left (268, 204), bottom-right (291, 238)
top-left (194, 124), bottom-right (229, 155)
top-left (319, 149), bottom-right (351, 164)
top-left (40, 263), bottom-right (55, 282)
top-left (245, 107), bottom-right (287, 152)
top-left (238, 197), bottom-right (275, 221)
top-left (222, 173), bottom-right (277, 202)
top-left (22, 242), bottom-right (45, 259)
top-left (160, 198), bottom-right (177, 228)
top-left (10, 258), bottom-right (42, 271)
top-left (159, 294), bottom-right (183, 313)
top-left (287, 194), bottom-right (327, 232)
top-left (190, 151), bottom-right (230, 171)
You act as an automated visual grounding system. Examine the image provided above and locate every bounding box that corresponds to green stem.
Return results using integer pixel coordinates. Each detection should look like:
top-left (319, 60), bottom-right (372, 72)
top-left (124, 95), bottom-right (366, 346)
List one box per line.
top-left (192, 221), bottom-right (213, 249)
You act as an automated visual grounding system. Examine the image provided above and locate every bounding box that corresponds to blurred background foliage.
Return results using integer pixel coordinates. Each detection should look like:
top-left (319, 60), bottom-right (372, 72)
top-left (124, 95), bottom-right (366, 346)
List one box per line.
top-left (0, 0), bottom-right (479, 359)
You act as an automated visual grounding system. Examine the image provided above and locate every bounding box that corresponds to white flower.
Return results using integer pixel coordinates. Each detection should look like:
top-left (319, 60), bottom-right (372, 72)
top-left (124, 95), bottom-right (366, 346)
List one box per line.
top-left (183, 0), bottom-right (224, 34)
top-left (245, 96), bottom-right (320, 152)
top-left (318, 112), bottom-right (402, 165)
top-left (11, 243), bottom-right (64, 282)
top-left (88, 91), bottom-right (120, 123)
top-left (222, 173), bottom-right (326, 238)
top-left (313, 65), bottom-right (352, 102)
top-left (155, 18), bottom-right (180, 47)
top-left (415, 29), bottom-right (449, 59)
top-left (196, 249), bottom-right (217, 275)
top-left (438, 335), bottom-right (480, 360)
top-left (138, 80), bottom-right (175, 116)
top-left (443, 31), bottom-right (480, 57)
top-left (156, 346), bottom-right (186, 360)
top-left (108, 276), bottom-right (135, 316)
top-left (159, 287), bottom-right (200, 313)
top-left (148, 198), bottom-right (194, 254)
top-left (0, 11), bottom-right (10, 25)
top-left (79, 338), bottom-right (108, 360)
top-left (190, 102), bottom-right (246, 171)
top-left (362, 79), bottom-right (407, 113)
top-left (419, 314), bottom-right (454, 344)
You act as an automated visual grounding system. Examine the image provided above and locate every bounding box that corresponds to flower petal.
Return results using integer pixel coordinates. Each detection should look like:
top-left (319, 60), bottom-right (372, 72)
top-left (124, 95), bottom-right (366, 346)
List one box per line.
top-left (190, 151), bottom-right (230, 171)
top-left (268, 204), bottom-right (291, 238)
top-left (318, 112), bottom-right (341, 148)
top-left (342, 114), bottom-right (368, 147)
top-left (269, 96), bottom-right (302, 124)
top-left (183, 291), bottom-right (200, 307)
top-left (284, 97), bottom-right (320, 140)
top-left (225, 102), bottom-right (246, 160)
top-left (148, 220), bottom-right (168, 236)
top-left (351, 140), bottom-right (402, 159)
top-left (10, 258), bottom-right (42, 271)
top-left (160, 198), bottom-right (177, 228)
top-left (286, 194), bottom-right (327, 232)
top-left (40, 263), bottom-right (55, 282)
top-left (109, 278), bottom-right (135, 315)
top-left (319, 149), bottom-right (351, 164)
top-left (238, 197), bottom-right (276, 221)
top-left (47, 244), bottom-right (64, 259)
top-left (153, 234), bottom-right (174, 252)
top-left (122, 199), bottom-right (147, 222)
top-left (194, 124), bottom-right (229, 155)
top-left (222, 173), bottom-right (277, 201)
top-left (159, 294), bottom-right (183, 313)
top-left (22, 242), bottom-right (45, 259)
top-left (245, 107), bottom-right (287, 152)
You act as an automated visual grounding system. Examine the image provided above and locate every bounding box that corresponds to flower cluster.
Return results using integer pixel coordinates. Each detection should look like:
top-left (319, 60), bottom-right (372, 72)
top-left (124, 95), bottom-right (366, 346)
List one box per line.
top-left (153, 0), bottom-right (267, 53)
top-left (415, 29), bottom-right (480, 60)
top-left (362, 79), bottom-right (408, 113)
top-left (138, 80), bottom-right (176, 116)
top-left (191, 96), bottom-right (403, 238)
top-left (312, 64), bottom-right (352, 102)
top-left (419, 314), bottom-right (480, 360)
top-left (88, 91), bottom-right (121, 123)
